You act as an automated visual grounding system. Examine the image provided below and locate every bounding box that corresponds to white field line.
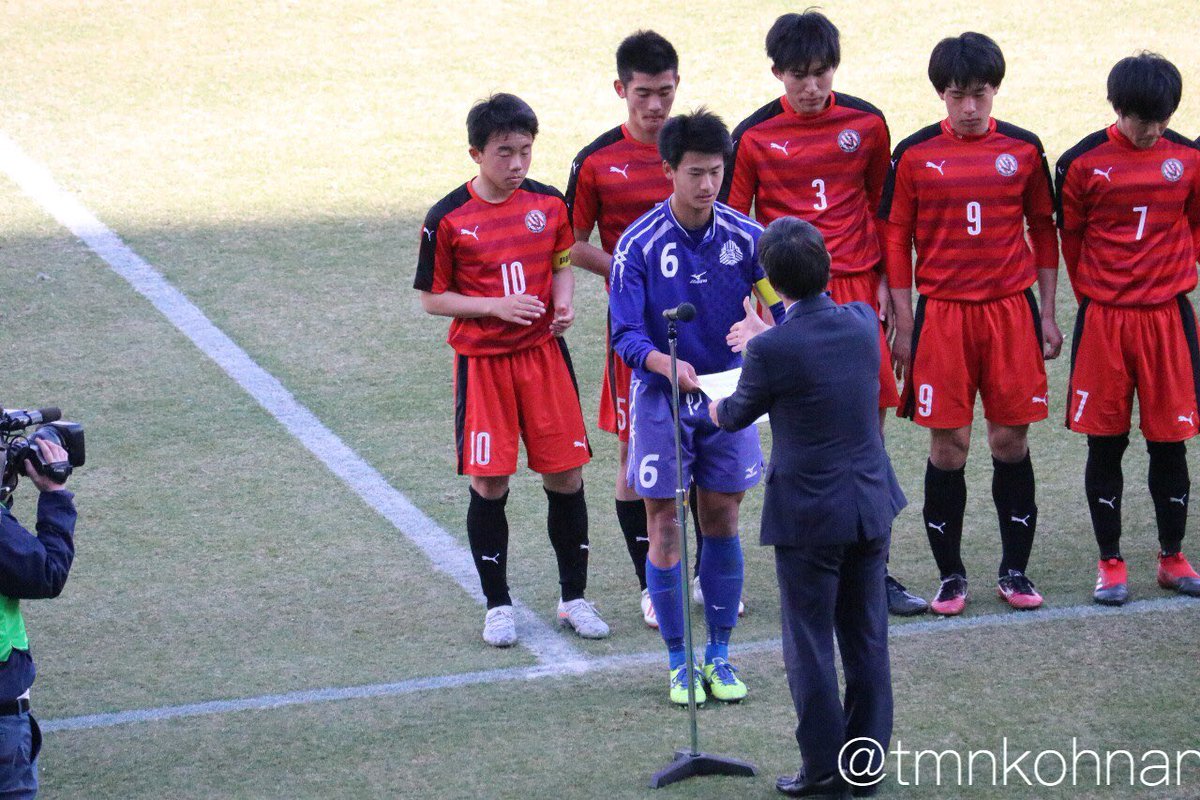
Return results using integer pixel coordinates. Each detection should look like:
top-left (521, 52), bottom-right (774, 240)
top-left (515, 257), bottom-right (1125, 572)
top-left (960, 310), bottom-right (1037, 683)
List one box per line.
top-left (40, 596), bottom-right (1198, 734)
top-left (0, 131), bottom-right (583, 667)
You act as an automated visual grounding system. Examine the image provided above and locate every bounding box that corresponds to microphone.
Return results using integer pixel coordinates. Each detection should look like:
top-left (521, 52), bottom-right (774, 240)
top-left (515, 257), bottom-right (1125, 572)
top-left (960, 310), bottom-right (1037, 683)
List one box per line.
top-left (662, 302), bottom-right (697, 322)
top-left (0, 407), bottom-right (61, 432)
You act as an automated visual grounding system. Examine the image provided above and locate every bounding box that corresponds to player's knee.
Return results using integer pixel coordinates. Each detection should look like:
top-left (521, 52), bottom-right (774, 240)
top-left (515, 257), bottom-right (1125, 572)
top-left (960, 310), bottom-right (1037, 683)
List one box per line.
top-left (542, 467), bottom-right (583, 494)
top-left (1147, 439), bottom-right (1188, 476)
top-left (696, 491), bottom-right (743, 537)
top-left (930, 427), bottom-right (970, 469)
top-left (471, 475), bottom-right (510, 500)
top-left (987, 425), bottom-right (1029, 463)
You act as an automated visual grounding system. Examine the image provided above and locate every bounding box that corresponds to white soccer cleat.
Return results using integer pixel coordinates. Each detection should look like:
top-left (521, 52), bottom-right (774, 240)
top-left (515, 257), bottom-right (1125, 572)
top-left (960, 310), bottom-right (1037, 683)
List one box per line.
top-left (558, 598), bottom-right (610, 639)
top-left (641, 588), bottom-right (658, 628)
top-left (692, 575), bottom-right (745, 615)
top-left (482, 605), bottom-right (517, 647)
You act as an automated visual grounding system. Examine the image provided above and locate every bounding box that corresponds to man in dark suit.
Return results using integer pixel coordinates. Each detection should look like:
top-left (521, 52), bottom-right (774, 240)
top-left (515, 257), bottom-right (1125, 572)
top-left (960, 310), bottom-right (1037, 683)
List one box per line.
top-left (711, 217), bottom-right (906, 798)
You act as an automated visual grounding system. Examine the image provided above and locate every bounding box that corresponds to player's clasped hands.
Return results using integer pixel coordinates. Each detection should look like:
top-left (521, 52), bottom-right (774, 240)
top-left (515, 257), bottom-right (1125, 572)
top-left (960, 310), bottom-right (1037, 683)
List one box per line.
top-left (491, 293), bottom-right (545, 326)
top-left (726, 297), bottom-right (770, 353)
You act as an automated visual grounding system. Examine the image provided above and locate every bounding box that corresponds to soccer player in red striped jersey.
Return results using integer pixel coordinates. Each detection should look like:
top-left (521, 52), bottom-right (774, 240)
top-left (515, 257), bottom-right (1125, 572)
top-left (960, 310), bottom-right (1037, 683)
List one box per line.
top-left (415, 94), bottom-right (609, 647)
top-left (721, 10), bottom-right (928, 618)
top-left (1056, 53), bottom-right (1200, 604)
top-left (564, 32), bottom-right (680, 628)
top-left (880, 33), bottom-right (1063, 615)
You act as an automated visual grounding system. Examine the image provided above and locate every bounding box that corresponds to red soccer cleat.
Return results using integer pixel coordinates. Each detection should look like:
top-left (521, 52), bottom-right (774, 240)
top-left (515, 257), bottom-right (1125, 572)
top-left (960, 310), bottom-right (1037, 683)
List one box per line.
top-left (1157, 552), bottom-right (1200, 597)
top-left (997, 569), bottom-right (1043, 610)
top-left (1093, 558), bottom-right (1129, 606)
top-left (930, 574), bottom-right (968, 616)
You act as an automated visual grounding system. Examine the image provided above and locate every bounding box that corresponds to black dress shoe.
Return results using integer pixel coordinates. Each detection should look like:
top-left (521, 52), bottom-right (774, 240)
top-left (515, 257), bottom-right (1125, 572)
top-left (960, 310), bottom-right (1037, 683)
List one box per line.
top-left (776, 769), bottom-right (850, 797)
top-left (886, 574), bottom-right (929, 616)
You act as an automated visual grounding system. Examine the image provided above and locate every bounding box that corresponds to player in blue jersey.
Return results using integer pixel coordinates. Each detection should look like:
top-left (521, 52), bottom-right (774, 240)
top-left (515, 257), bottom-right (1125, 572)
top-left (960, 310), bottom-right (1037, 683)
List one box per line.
top-left (610, 109), bottom-right (784, 705)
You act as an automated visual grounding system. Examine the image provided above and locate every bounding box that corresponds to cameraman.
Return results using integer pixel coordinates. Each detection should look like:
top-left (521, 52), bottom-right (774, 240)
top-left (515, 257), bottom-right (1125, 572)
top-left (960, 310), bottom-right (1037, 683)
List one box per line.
top-left (0, 438), bottom-right (75, 798)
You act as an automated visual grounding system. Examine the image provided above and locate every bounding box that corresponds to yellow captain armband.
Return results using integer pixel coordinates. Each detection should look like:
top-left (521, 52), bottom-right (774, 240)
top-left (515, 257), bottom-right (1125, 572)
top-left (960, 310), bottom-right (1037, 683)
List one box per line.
top-left (553, 249), bottom-right (572, 271)
top-left (754, 278), bottom-right (782, 307)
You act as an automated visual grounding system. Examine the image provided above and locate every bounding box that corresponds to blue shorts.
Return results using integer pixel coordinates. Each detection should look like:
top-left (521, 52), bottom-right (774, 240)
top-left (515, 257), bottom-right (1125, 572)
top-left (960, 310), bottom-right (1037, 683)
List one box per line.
top-left (627, 380), bottom-right (763, 500)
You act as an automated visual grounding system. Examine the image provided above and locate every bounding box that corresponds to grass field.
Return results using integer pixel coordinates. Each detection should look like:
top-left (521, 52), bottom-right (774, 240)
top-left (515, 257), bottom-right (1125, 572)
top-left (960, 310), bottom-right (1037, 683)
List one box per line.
top-left (0, 1), bottom-right (1198, 797)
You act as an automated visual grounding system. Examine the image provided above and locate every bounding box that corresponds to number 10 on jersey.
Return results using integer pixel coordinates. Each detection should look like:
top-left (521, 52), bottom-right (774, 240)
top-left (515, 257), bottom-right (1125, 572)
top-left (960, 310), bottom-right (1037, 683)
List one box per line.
top-left (499, 261), bottom-right (526, 296)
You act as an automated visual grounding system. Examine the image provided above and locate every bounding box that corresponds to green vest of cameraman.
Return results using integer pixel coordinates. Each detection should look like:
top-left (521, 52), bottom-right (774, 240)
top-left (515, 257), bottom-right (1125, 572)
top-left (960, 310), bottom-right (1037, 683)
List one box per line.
top-left (0, 598), bottom-right (28, 663)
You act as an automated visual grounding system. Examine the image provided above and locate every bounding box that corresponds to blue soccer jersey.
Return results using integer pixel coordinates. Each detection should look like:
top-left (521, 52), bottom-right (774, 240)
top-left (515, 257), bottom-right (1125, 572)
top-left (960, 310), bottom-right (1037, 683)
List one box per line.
top-left (609, 198), bottom-right (783, 393)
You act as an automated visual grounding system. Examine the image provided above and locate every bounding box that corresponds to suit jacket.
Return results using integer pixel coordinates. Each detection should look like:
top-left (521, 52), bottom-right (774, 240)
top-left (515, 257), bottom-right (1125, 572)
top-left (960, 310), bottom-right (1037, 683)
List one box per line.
top-left (718, 293), bottom-right (906, 546)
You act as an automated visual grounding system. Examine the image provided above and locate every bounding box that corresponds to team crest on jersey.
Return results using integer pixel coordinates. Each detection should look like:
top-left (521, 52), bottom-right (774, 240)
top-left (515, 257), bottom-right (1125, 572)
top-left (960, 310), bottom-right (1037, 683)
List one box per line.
top-left (837, 129), bottom-right (861, 153)
top-left (718, 240), bottom-right (744, 266)
top-left (1162, 158), bottom-right (1184, 182)
top-left (995, 154), bottom-right (1019, 177)
top-left (524, 209), bottom-right (547, 233)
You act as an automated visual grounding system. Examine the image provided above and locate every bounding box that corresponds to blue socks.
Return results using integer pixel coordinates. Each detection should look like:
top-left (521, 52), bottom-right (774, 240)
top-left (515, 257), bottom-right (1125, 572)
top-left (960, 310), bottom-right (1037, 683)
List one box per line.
top-left (699, 535), bottom-right (743, 664)
top-left (646, 560), bottom-right (686, 669)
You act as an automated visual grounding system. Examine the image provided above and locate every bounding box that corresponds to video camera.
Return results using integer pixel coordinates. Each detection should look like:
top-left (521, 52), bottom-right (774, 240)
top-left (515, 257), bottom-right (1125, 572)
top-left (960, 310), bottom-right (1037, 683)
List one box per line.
top-left (0, 407), bottom-right (85, 505)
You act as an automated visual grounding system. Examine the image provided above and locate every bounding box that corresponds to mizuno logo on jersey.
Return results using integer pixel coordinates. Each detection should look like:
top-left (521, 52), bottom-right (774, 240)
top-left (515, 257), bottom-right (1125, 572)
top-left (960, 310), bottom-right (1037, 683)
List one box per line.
top-left (690, 272), bottom-right (708, 284)
top-left (925, 160), bottom-right (946, 175)
top-left (769, 141), bottom-right (790, 156)
top-left (1093, 167), bottom-right (1113, 182)
top-left (609, 164), bottom-right (630, 178)
top-left (719, 240), bottom-right (744, 266)
top-left (461, 226), bottom-right (480, 240)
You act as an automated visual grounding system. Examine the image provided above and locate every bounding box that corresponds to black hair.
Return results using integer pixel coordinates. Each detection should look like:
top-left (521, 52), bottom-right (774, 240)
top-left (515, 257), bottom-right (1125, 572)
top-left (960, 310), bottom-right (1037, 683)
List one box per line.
top-left (657, 107), bottom-right (733, 169)
top-left (765, 9), bottom-right (841, 72)
top-left (616, 30), bottom-right (679, 84)
top-left (758, 217), bottom-right (830, 299)
top-left (928, 32), bottom-right (1005, 92)
top-left (1107, 52), bottom-right (1182, 122)
top-left (466, 93), bottom-right (538, 151)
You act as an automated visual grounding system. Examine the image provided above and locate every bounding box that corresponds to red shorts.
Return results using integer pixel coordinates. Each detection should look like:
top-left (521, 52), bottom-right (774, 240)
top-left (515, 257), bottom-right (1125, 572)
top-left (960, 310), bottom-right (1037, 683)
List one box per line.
top-left (900, 289), bottom-right (1048, 429)
top-left (1066, 296), bottom-right (1200, 441)
top-left (454, 337), bottom-right (591, 476)
top-left (828, 271), bottom-right (900, 409)
top-left (597, 314), bottom-right (632, 442)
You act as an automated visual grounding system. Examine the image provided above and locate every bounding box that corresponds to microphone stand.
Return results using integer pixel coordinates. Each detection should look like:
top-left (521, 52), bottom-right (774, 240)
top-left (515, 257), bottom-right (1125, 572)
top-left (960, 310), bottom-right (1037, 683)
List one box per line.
top-left (649, 315), bottom-right (757, 789)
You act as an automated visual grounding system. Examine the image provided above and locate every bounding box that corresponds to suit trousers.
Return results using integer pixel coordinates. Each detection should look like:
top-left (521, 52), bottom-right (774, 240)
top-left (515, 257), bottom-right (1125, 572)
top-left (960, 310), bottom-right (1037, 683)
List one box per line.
top-left (774, 532), bottom-right (892, 778)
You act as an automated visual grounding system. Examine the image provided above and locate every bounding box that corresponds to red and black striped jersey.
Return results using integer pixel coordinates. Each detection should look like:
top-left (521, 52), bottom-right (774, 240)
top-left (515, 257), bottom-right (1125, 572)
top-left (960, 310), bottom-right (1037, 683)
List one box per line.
top-left (879, 118), bottom-right (1058, 302)
top-left (1055, 125), bottom-right (1200, 306)
top-left (415, 179), bottom-right (573, 356)
top-left (721, 92), bottom-right (890, 275)
top-left (564, 125), bottom-right (672, 255)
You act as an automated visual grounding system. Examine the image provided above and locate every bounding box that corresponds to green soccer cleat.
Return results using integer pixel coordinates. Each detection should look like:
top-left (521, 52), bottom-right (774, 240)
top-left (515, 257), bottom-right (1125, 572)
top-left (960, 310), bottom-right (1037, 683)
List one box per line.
top-left (669, 663), bottom-right (706, 706)
top-left (702, 657), bottom-right (748, 702)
